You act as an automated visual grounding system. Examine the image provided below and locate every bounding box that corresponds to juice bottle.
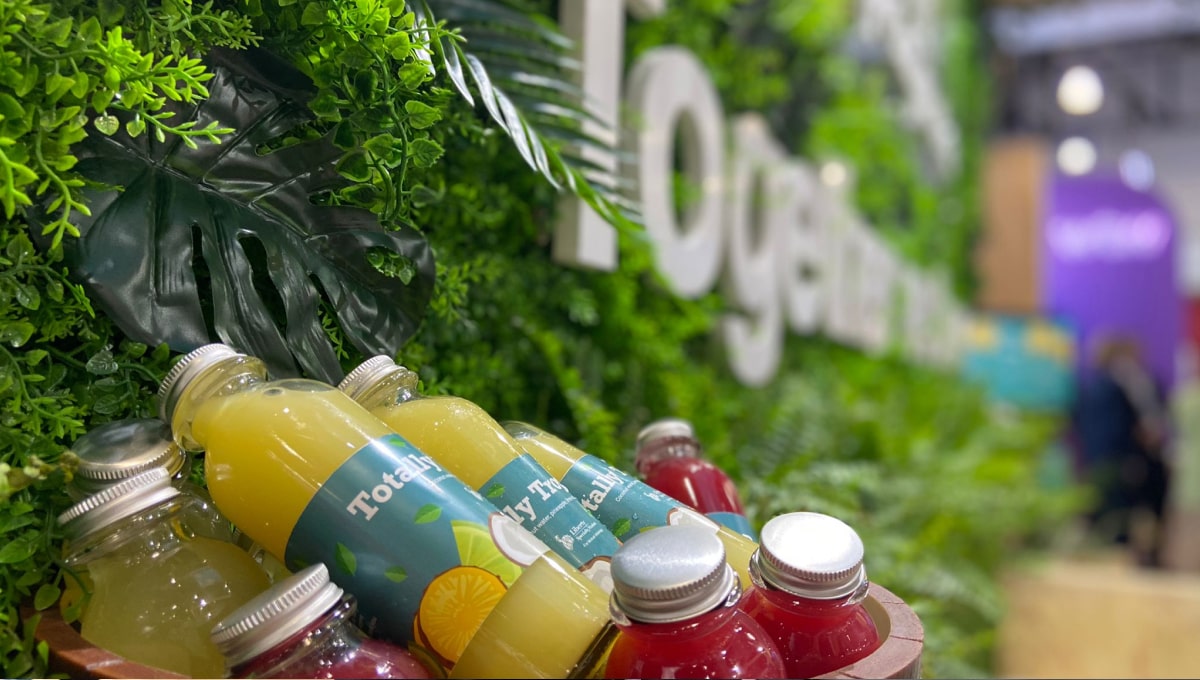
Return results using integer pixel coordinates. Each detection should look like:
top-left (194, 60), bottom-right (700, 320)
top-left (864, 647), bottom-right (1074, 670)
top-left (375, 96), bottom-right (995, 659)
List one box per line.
top-left (58, 468), bottom-right (272, 678)
top-left (503, 420), bottom-right (757, 588)
top-left (338, 356), bottom-right (621, 589)
top-left (603, 525), bottom-right (786, 680)
top-left (66, 418), bottom-right (191, 500)
top-left (737, 512), bottom-right (881, 678)
top-left (159, 343), bottom-right (615, 678)
top-left (64, 417), bottom-right (289, 582)
top-left (635, 418), bottom-right (758, 540)
top-left (212, 563), bottom-right (434, 679)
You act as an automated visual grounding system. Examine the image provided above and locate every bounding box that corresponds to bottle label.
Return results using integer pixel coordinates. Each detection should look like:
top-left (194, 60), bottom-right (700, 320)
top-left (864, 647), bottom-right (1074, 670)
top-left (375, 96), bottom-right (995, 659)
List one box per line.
top-left (480, 454), bottom-right (620, 584)
top-left (285, 434), bottom-right (550, 670)
top-left (707, 511), bottom-right (758, 541)
top-left (560, 454), bottom-right (720, 541)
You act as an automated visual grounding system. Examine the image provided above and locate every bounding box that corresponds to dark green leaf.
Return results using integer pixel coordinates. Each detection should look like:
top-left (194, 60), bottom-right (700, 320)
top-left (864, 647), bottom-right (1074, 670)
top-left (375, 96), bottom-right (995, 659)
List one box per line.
top-left (27, 49), bottom-right (436, 383)
top-left (15, 284), bottom-right (40, 311)
top-left (398, 62), bottom-right (430, 89)
top-left (336, 151), bottom-right (372, 182)
top-left (0, 322), bottom-right (35, 348)
top-left (335, 542), bottom-right (357, 575)
top-left (384, 566), bottom-right (407, 583)
top-left (414, 504), bottom-right (441, 524)
top-left (301, 3), bottom-right (327, 26)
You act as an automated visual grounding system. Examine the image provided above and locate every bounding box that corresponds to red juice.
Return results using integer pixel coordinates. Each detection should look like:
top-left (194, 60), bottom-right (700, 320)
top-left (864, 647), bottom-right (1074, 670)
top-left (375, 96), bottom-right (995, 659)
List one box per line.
top-left (603, 524), bottom-right (785, 680)
top-left (737, 512), bottom-right (881, 678)
top-left (635, 418), bottom-right (757, 540)
top-left (604, 603), bottom-right (785, 680)
top-left (214, 564), bottom-right (434, 679)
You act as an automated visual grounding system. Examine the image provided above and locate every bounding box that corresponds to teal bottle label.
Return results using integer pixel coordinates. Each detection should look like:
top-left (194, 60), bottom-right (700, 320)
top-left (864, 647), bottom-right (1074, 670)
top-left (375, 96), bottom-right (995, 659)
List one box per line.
top-left (707, 511), bottom-right (758, 541)
top-left (480, 454), bottom-right (620, 580)
top-left (560, 454), bottom-right (719, 541)
top-left (285, 434), bottom-right (549, 667)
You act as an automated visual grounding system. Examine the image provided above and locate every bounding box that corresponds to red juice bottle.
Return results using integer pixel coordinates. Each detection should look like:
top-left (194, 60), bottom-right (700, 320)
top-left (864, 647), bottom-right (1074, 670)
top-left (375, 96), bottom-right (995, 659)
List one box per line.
top-left (212, 563), bottom-right (435, 679)
top-left (634, 418), bottom-right (757, 540)
top-left (737, 512), bottom-right (882, 678)
top-left (603, 525), bottom-right (785, 680)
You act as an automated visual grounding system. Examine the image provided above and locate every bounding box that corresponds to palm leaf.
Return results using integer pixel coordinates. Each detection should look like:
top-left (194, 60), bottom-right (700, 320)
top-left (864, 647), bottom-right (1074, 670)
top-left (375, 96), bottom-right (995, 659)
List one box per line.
top-left (417, 0), bottom-right (641, 224)
top-left (26, 48), bottom-right (436, 384)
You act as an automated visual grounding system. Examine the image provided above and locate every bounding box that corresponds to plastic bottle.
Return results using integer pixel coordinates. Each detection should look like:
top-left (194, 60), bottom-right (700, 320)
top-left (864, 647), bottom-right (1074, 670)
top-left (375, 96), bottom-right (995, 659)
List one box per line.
top-left (64, 417), bottom-right (290, 581)
top-left (338, 356), bottom-right (620, 589)
top-left (503, 420), bottom-right (757, 588)
top-left (211, 563), bottom-right (434, 679)
top-left (634, 418), bottom-right (757, 540)
top-left (737, 512), bottom-right (882, 678)
top-left (158, 344), bottom-right (615, 678)
top-left (603, 525), bottom-right (786, 680)
top-left (58, 468), bottom-right (271, 678)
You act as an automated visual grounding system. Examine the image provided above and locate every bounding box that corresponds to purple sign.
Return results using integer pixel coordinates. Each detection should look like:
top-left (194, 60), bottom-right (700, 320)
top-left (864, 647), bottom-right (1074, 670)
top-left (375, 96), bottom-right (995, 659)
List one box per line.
top-left (1042, 172), bottom-right (1183, 390)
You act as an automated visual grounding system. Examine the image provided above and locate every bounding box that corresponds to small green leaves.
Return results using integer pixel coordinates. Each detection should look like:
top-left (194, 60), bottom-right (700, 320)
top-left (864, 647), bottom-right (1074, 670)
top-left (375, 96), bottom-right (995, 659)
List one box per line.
top-left (335, 542), bottom-right (357, 576)
top-left (32, 584), bottom-right (60, 611)
top-left (409, 137), bottom-right (444, 168)
top-left (485, 483), bottom-right (505, 499)
top-left (384, 566), bottom-right (408, 583)
top-left (612, 518), bottom-right (632, 538)
top-left (414, 504), bottom-right (441, 524)
top-left (404, 100), bottom-right (441, 129)
top-left (0, 534), bottom-right (37, 564)
top-left (93, 114), bottom-right (119, 136)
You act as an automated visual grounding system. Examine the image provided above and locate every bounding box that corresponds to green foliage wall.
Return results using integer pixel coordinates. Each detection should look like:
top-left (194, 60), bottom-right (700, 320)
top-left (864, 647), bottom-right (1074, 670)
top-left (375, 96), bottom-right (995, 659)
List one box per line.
top-left (0, 1), bottom-right (1077, 678)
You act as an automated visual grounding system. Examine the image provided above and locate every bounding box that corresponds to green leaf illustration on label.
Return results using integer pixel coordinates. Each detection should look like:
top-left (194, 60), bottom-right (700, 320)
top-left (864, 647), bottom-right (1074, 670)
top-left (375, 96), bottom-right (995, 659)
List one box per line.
top-left (385, 566), bottom-right (408, 583)
top-left (415, 503), bottom-right (442, 524)
top-left (335, 542), bottom-right (357, 576)
top-left (612, 518), bottom-right (632, 537)
top-left (485, 483), bottom-right (505, 499)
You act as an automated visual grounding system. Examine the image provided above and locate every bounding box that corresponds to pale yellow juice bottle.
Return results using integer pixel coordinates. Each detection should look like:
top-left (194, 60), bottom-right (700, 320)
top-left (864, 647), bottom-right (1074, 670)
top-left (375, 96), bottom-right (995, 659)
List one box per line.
top-left (503, 421), bottom-right (758, 588)
top-left (338, 356), bottom-right (621, 590)
top-left (159, 344), bottom-right (614, 678)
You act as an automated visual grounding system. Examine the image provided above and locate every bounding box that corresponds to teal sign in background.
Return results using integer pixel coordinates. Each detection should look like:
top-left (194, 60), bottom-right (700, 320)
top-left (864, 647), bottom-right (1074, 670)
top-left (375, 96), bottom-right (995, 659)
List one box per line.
top-left (961, 315), bottom-right (1075, 412)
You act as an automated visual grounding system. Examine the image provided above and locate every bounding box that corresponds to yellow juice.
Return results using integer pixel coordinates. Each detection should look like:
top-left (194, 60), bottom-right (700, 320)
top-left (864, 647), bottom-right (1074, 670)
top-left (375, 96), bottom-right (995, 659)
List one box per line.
top-left (449, 555), bottom-right (616, 679)
top-left (77, 536), bottom-right (270, 678)
top-left (341, 364), bottom-right (620, 585)
top-left (166, 348), bottom-right (614, 676)
top-left (505, 421), bottom-right (758, 587)
top-left (189, 381), bottom-right (387, 560)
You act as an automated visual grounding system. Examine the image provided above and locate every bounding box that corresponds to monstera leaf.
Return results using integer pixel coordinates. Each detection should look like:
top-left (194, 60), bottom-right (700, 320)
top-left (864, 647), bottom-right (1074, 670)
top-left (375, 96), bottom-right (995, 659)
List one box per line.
top-left (28, 48), bottom-right (435, 383)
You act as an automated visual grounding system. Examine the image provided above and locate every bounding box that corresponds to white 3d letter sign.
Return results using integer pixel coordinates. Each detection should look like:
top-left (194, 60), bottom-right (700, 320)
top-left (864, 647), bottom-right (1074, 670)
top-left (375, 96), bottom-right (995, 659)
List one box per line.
top-left (554, 0), bottom-right (967, 385)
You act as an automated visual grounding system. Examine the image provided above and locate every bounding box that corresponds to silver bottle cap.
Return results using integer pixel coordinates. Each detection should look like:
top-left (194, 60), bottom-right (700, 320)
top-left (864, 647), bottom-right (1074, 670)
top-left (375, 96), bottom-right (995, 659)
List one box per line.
top-left (156, 343), bottom-right (243, 422)
top-left (58, 468), bottom-right (180, 540)
top-left (755, 512), bottom-right (867, 600)
top-left (337, 355), bottom-right (416, 400)
top-left (211, 563), bottom-right (345, 668)
top-left (610, 524), bottom-right (738, 624)
top-left (68, 419), bottom-right (186, 499)
top-left (634, 418), bottom-right (695, 450)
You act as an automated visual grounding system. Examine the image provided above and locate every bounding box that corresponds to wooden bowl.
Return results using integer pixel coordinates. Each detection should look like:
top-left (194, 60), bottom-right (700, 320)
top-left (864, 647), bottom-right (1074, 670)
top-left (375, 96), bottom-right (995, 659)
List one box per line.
top-left (26, 582), bottom-right (922, 679)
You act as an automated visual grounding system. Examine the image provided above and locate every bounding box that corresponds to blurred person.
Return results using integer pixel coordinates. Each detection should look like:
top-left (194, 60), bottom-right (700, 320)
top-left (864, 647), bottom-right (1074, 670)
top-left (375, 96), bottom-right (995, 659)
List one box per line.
top-left (1074, 335), bottom-right (1171, 567)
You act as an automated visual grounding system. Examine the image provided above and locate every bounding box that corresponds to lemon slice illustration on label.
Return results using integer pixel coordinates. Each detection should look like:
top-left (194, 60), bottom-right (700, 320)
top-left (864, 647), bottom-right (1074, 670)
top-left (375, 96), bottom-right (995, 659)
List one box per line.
top-left (418, 565), bottom-right (507, 666)
top-left (451, 518), bottom-right (523, 587)
top-left (488, 513), bottom-right (551, 567)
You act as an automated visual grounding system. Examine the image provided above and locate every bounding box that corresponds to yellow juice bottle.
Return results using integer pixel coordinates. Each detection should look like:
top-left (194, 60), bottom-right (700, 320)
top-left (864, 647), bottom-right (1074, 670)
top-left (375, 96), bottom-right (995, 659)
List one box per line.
top-left (503, 421), bottom-right (758, 588)
top-left (338, 356), bottom-right (621, 590)
top-left (159, 344), bottom-right (614, 678)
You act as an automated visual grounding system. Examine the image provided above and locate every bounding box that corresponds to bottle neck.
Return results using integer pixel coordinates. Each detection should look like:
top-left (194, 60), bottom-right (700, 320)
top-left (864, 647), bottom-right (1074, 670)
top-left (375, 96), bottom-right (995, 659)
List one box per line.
top-left (64, 495), bottom-right (194, 567)
top-left (350, 367), bottom-right (422, 412)
top-left (615, 599), bottom-right (739, 640)
top-left (170, 356), bottom-right (267, 451)
top-left (748, 553), bottom-right (870, 613)
top-left (231, 598), bottom-right (357, 678)
top-left (635, 436), bottom-right (701, 475)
